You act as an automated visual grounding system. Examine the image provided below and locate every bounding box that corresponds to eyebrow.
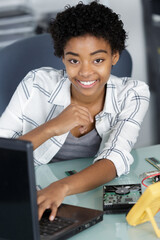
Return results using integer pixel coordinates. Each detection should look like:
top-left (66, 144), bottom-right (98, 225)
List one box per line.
top-left (65, 49), bottom-right (108, 56)
top-left (91, 50), bottom-right (108, 55)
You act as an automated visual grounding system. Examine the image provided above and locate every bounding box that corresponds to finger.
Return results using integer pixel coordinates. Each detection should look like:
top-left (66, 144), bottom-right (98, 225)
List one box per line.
top-left (74, 105), bottom-right (93, 123)
top-left (74, 117), bottom-right (90, 129)
top-left (80, 108), bottom-right (93, 123)
top-left (55, 106), bottom-right (92, 132)
top-left (73, 110), bottom-right (93, 127)
top-left (79, 125), bottom-right (87, 134)
top-left (49, 204), bottom-right (58, 221)
top-left (38, 201), bottom-right (51, 220)
top-left (68, 104), bottom-right (93, 123)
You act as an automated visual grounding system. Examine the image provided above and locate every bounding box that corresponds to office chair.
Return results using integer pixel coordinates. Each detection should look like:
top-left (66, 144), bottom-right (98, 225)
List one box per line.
top-left (0, 33), bottom-right (132, 115)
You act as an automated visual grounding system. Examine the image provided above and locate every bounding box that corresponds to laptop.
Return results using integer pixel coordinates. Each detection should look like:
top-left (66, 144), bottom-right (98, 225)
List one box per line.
top-left (0, 137), bottom-right (103, 240)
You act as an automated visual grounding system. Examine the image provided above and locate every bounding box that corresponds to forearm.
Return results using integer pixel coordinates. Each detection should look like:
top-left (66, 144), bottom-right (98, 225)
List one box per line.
top-left (19, 104), bottom-right (93, 150)
top-left (38, 158), bottom-right (116, 220)
top-left (19, 119), bottom-right (57, 150)
top-left (58, 159), bottom-right (117, 196)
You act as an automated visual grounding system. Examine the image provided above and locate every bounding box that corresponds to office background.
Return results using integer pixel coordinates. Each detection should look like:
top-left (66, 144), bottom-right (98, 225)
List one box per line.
top-left (0, 0), bottom-right (159, 148)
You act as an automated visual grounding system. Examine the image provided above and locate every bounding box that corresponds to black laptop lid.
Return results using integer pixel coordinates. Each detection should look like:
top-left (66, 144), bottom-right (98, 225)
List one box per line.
top-left (0, 138), bottom-right (104, 240)
top-left (0, 138), bottom-right (40, 240)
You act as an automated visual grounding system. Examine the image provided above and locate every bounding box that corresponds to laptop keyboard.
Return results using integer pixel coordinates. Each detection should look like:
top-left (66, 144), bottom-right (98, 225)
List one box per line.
top-left (40, 216), bottom-right (74, 236)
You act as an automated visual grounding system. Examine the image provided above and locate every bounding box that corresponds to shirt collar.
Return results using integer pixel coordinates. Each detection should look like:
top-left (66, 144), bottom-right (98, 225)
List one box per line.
top-left (48, 76), bottom-right (71, 108)
top-left (102, 75), bottom-right (121, 114)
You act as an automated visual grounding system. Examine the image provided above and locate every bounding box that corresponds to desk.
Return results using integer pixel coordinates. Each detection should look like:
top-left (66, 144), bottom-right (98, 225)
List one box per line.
top-left (35, 145), bottom-right (160, 240)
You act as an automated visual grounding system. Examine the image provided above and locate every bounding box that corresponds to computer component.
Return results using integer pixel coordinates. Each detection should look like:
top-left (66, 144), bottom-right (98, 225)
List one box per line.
top-left (139, 170), bottom-right (160, 179)
top-left (103, 184), bottom-right (142, 214)
top-left (145, 157), bottom-right (160, 170)
top-left (65, 170), bottom-right (77, 176)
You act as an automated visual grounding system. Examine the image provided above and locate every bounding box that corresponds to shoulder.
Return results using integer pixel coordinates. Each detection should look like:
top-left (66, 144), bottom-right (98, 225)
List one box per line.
top-left (23, 67), bottom-right (65, 87)
top-left (18, 67), bottom-right (67, 98)
top-left (16, 67), bottom-right (67, 101)
top-left (109, 75), bottom-right (150, 98)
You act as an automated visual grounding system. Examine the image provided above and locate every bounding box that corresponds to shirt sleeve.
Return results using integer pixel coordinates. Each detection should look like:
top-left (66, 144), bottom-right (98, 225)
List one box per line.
top-left (0, 71), bottom-right (34, 138)
top-left (93, 80), bottom-right (150, 177)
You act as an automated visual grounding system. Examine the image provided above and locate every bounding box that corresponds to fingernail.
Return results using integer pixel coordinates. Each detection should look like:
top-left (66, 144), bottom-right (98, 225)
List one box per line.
top-left (50, 215), bottom-right (54, 221)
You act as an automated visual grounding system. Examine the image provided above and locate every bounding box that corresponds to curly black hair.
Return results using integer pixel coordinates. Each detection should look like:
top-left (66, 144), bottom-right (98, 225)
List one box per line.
top-left (49, 1), bottom-right (127, 57)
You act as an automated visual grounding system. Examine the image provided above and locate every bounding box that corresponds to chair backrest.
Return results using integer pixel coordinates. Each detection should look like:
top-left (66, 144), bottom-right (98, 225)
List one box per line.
top-left (111, 49), bottom-right (132, 78)
top-left (0, 33), bottom-right (132, 115)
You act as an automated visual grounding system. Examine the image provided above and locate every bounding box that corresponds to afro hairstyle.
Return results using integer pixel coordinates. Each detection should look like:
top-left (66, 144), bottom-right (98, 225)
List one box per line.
top-left (49, 1), bottom-right (127, 57)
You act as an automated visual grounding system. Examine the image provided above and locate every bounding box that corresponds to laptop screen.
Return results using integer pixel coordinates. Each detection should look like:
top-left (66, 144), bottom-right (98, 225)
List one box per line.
top-left (0, 141), bottom-right (39, 240)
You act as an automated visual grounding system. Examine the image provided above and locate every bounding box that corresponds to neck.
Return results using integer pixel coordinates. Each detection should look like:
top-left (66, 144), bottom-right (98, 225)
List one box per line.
top-left (71, 85), bottom-right (106, 109)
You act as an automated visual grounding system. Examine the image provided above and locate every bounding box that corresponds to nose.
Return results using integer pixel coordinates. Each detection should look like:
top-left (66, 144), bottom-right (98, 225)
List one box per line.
top-left (79, 62), bottom-right (94, 78)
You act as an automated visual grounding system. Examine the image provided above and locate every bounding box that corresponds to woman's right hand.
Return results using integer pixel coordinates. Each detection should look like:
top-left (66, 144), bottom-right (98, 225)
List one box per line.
top-left (19, 103), bottom-right (93, 150)
top-left (51, 103), bottom-right (93, 136)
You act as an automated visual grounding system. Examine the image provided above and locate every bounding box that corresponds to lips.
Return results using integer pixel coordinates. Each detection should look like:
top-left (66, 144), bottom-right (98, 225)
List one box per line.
top-left (77, 79), bottom-right (98, 88)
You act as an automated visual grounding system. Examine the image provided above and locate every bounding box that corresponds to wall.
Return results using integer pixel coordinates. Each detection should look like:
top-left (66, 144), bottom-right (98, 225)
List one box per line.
top-left (29, 0), bottom-right (89, 20)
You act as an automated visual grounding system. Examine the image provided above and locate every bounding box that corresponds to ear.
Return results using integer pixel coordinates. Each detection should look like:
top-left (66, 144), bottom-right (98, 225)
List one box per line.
top-left (112, 51), bottom-right (120, 66)
top-left (62, 56), bottom-right (65, 64)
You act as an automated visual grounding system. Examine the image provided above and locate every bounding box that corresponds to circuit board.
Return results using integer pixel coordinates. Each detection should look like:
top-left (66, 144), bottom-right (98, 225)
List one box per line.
top-left (103, 184), bottom-right (142, 214)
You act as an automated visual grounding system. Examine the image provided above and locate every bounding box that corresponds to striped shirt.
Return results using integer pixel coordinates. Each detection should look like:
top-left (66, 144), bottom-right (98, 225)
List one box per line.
top-left (0, 67), bottom-right (150, 176)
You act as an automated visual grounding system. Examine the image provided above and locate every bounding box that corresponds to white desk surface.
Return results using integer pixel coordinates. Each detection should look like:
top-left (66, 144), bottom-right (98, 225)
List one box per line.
top-left (36, 144), bottom-right (160, 240)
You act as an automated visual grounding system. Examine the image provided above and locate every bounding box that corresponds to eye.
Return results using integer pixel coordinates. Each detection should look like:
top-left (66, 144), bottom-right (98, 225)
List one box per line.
top-left (94, 59), bottom-right (104, 64)
top-left (68, 59), bottom-right (79, 64)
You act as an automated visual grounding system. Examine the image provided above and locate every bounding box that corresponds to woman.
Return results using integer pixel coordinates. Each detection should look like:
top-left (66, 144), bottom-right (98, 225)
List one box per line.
top-left (0, 1), bottom-right (150, 220)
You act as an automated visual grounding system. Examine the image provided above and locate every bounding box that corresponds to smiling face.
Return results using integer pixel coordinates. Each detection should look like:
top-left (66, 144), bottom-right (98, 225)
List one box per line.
top-left (63, 34), bottom-right (119, 103)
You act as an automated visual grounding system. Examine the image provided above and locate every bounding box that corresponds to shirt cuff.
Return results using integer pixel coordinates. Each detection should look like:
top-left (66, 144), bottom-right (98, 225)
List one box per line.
top-left (93, 148), bottom-right (134, 177)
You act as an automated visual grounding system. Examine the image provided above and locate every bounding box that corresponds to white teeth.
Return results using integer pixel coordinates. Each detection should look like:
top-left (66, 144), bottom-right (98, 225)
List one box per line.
top-left (79, 80), bottom-right (96, 85)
